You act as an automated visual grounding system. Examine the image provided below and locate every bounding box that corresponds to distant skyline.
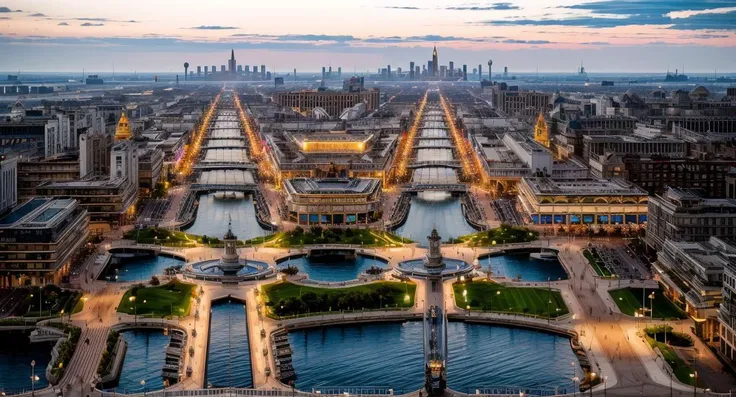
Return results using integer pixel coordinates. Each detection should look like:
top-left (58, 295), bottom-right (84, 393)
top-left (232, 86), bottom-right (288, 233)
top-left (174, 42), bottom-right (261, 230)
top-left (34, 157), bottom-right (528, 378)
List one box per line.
top-left (1, 0), bottom-right (735, 73)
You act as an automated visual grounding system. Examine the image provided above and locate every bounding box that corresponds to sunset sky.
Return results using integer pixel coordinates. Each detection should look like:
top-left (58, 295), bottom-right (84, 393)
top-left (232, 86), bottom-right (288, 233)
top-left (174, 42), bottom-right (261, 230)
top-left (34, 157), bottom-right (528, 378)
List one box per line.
top-left (1, 0), bottom-right (735, 73)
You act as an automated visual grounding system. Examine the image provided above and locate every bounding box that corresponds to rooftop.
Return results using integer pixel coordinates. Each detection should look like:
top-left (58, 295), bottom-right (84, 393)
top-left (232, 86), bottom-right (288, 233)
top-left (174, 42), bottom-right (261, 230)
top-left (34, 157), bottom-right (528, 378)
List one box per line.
top-left (285, 178), bottom-right (380, 195)
top-left (523, 177), bottom-right (647, 196)
top-left (0, 197), bottom-right (78, 228)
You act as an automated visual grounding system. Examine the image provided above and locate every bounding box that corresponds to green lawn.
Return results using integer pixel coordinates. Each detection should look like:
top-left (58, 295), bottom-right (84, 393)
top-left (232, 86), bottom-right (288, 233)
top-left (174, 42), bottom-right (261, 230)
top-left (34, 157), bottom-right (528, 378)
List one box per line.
top-left (609, 288), bottom-right (687, 320)
top-left (118, 281), bottom-right (195, 317)
top-left (23, 288), bottom-right (82, 317)
top-left (646, 336), bottom-right (702, 385)
top-left (263, 281), bottom-right (416, 317)
top-left (453, 281), bottom-right (569, 318)
top-left (265, 226), bottom-right (411, 248)
top-left (455, 225), bottom-right (538, 246)
top-left (582, 249), bottom-right (612, 277)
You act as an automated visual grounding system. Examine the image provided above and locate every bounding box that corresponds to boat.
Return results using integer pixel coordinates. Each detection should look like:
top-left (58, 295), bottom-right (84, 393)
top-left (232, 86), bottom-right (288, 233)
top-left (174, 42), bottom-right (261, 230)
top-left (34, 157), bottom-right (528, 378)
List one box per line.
top-left (530, 248), bottom-right (557, 261)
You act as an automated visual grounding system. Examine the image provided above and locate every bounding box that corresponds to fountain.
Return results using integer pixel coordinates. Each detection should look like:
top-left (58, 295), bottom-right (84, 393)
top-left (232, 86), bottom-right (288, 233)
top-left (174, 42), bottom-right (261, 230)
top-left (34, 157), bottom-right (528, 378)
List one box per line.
top-left (185, 216), bottom-right (273, 282)
top-left (396, 228), bottom-right (472, 278)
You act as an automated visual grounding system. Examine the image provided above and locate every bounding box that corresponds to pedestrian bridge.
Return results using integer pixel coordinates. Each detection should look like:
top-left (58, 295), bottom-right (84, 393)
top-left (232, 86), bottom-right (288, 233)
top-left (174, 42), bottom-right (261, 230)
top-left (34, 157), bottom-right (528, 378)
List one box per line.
top-left (407, 160), bottom-right (461, 169)
top-left (190, 183), bottom-right (259, 193)
top-left (403, 183), bottom-right (468, 193)
top-left (194, 163), bottom-right (258, 171)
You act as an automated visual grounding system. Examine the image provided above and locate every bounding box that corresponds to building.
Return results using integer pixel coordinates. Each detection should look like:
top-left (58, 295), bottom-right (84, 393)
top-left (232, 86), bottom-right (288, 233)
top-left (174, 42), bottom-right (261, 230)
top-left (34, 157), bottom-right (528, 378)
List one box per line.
top-left (138, 148), bottom-right (164, 192)
top-left (282, 178), bottom-right (382, 225)
top-left (272, 89), bottom-right (380, 119)
top-left (656, 237), bottom-right (734, 339)
top-left (44, 114), bottom-right (74, 157)
top-left (79, 131), bottom-right (113, 178)
top-left (533, 112), bottom-right (550, 147)
top-left (517, 177), bottom-right (648, 226)
top-left (432, 46), bottom-right (438, 77)
top-left (17, 154), bottom-right (79, 199)
top-left (1, 101), bottom-right (49, 157)
top-left (727, 167), bottom-right (736, 199)
top-left (718, 243), bottom-right (736, 363)
top-left (114, 113), bottom-right (132, 141)
top-left (646, 188), bottom-right (736, 251)
top-left (0, 154), bottom-right (18, 214)
top-left (111, 140), bottom-right (138, 189)
top-left (0, 198), bottom-right (89, 286)
top-left (491, 83), bottom-right (551, 118)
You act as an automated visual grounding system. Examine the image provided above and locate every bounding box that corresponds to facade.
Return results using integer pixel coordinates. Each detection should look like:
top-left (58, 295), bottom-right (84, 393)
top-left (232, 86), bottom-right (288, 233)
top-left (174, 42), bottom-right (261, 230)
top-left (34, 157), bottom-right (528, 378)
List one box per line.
top-left (282, 178), bottom-right (382, 225)
top-left (656, 237), bottom-right (733, 339)
top-left (0, 154), bottom-right (18, 214)
top-left (44, 114), bottom-right (74, 157)
top-left (490, 84), bottom-right (551, 118)
top-left (138, 148), bottom-right (164, 191)
top-left (718, 243), bottom-right (736, 363)
top-left (79, 131), bottom-right (113, 178)
top-left (17, 155), bottom-right (79, 199)
top-left (619, 156), bottom-right (736, 197)
top-left (517, 177), bottom-right (648, 226)
top-left (0, 198), bottom-right (89, 286)
top-left (272, 89), bottom-right (380, 118)
top-left (646, 188), bottom-right (736, 251)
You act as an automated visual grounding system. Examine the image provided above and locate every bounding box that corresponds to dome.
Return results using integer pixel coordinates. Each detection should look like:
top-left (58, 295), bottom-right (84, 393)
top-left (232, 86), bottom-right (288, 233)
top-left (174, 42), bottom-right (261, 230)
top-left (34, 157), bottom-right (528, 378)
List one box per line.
top-left (691, 86), bottom-right (709, 98)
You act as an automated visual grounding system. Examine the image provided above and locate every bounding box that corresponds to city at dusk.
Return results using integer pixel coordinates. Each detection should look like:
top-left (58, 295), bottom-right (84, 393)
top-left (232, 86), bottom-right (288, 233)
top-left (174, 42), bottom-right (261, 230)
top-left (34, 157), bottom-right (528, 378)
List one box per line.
top-left (1, 1), bottom-right (736, 397)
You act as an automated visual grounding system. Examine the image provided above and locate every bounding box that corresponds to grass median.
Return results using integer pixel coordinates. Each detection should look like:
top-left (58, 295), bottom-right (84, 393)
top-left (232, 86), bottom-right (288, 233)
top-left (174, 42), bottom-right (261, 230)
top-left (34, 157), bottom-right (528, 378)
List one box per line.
top-left (262, 281), bottom-right (416, 317)
top-left (609, 287), bottom-right (687, 320)
top-left (454, 225), bottom-right (539, 246)
top-left (453, 280), bottom-right (568, 318)
top-left (118, 280), bottom-right (195, 318)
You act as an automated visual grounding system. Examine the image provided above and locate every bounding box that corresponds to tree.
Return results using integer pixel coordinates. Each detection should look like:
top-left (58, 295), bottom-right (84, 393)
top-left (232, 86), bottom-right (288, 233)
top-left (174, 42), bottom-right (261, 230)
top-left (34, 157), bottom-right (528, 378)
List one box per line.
top-left (150, 276), bottom-right (160, 286)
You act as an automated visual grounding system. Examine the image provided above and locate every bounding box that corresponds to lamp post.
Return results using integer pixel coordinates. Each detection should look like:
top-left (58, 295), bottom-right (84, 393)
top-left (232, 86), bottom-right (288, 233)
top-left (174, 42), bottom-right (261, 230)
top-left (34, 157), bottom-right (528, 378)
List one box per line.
top-left (129, 296), bottom-right (137, 325)
top-left (649, 292), bottom-right (655, 320)
top-left (491, 290), bottom-right (500, 313)
top-left (689, 372), bottom-right (696, 397)
top-left (31, 360), bottom-right (36, 397)
top-left (589, 373), bottom-right (596, 397)
top-left (141, 380), bottom-right (146, 397)
top-left (603, 375), bottom-right (608, 396)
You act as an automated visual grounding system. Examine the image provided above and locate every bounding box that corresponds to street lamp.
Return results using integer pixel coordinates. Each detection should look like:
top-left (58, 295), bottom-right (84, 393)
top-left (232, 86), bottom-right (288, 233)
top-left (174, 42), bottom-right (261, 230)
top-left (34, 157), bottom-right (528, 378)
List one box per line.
top-left (589, 372), bottom-right (596, 397)
top-left (30, 360), bottom-right (36, 397)
top-left (490, 290), bottom-right (500, 313)
top-left (129, 296), bottom-right (137, 325)
top-left (141, 380), bottom-right (146, 397)
top-left (649, 292), bottom-right (655, 320)
top-left (603, 375), bottom-right (608, 396)
top-left (572, 376), bottom-right (579, 397)
top-left (689, 372), bottom-right (696, 397)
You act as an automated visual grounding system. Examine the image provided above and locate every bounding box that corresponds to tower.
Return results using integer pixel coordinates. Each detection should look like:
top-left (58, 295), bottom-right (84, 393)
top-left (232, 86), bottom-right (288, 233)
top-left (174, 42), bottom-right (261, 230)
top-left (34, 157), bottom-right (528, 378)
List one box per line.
top-left (114, 113), bottom-right (131, 141)
top-left (432, 46), bottom-right (438, 77)
top-left (423, 228), bottom-right (445, 271)
top-left (410, 61), bottom-right (415, 80)
top-left (488, 59), bottom-right (492, 81)
top-left (219, 215), bottom-right (243, 275)
top-left (183, 62), bottom-right (189, 81)
top-left (229, 49), bottom-right (237, 74)
top-left (449, 61), bottom-right (454, 78)
top-left (197, 66), bottom-right (201, 77)
top-left (478, 64), bottom-right (482, 81)
top-left (462, 65), bottom-right (467, 81)
top-left (534, 112), bottom-right (550, 148)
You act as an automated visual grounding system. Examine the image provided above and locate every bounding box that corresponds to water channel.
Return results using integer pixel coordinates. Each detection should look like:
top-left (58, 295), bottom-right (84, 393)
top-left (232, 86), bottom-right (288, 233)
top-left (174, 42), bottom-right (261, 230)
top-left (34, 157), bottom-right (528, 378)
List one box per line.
top-left (100, 256), bottom-right (184, 283)
top-left (116, 329), bottom-right (170, 393)
top-left (288, 321), bottom-right (579, 393)
top-left (205, 300), bottom-right (253, 388)
top-left (479, 252), bottom-right (568, 282)
top-left (396, 192), bottom-right (476, 245)
top-left (276, 254), bottom-right (387, 282)
top-left (0, 332), bottom-right (52, 394)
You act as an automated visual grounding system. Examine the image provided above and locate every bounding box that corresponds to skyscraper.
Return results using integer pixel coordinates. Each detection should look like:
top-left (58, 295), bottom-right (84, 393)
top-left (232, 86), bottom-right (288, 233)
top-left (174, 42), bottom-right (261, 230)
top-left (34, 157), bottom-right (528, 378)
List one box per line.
top-left (196, 66), bottom-right (201, 77)
top-left (322, 67), bottom-right (326, 81)
top-left (462, 65), bottom-right (467, 81)
top-left (415, 66), bottom-right (420, 79)
top-left (478, 64), bottom-right (482, 81)
top-left (409, 61), bottom-right (415, 80)
top-left (229, 49), bottom-right (237, 74)
top-left (432, 46), bottom-right (438, 77)
top-left (449, 61), bottom-right (454, 78)
top-left (387, 65), bottom-right (391, 80)
top-left (261, 65), bottom-right (266, 79)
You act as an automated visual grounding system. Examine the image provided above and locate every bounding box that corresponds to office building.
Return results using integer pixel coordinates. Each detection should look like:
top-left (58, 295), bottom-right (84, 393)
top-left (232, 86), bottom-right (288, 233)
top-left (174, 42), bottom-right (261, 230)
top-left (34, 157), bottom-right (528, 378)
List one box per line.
top-left (432, 46), bottom-right (438, 77)
top-left (282, 178), bottom-right (383, 225)
top-left (138, 148), bottom-right (164, 192)
top-left (204, 66), bottom-right (209, 76)
top-left (0, 198), bottom-right (89, 286)
top-left (646, 188), bottom-right (736, 251)
top-left (462, 65), bottom-right (467, 81)
top-left (197, 66), bottom-right (201, 76)
top-left (0, 154), bottom-right (18, 214)
top-left (79, 131), bottom-right (112, 178)
top-left (517, 177), bottom-right (648, 226)
top-left (44, 114), bottom-right (74, 158)
top-left (449, 61), bottom-right (454, 77)
top-left (490, 83), bottom-right (551, 118)
top-left (272, 88), bottom-right (380, 118)
top-left (410, 62), bottom-right (415, 79)
top-left (718, 242), bottom-right (736, 362)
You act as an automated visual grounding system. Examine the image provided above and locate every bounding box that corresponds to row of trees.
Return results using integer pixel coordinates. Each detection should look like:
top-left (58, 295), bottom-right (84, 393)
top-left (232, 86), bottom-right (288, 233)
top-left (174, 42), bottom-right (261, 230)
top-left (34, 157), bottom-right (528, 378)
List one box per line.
top-left (267, 286), bottom-right (403, 317)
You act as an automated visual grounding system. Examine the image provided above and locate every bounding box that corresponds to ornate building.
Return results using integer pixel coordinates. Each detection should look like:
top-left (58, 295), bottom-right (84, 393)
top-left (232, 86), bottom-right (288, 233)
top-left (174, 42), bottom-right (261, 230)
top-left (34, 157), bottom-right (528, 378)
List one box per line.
top-left (115, 113), bottom-right (132, 141)
top-left (533, 112), bottom-right (550, 147)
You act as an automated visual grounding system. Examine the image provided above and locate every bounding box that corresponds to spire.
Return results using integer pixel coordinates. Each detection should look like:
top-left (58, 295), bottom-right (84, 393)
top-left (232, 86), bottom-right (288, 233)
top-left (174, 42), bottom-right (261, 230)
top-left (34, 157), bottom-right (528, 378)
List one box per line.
top-left (231, 49), bottom-right (235, 61)
top-left (114, 113), bottom-right (131, 141)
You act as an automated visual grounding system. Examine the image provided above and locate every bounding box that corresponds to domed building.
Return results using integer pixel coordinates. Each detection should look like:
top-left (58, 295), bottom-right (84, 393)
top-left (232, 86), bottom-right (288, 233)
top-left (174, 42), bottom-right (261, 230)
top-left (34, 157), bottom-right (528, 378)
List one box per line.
top-left (690, 86), bottom-right (710, 100)
top-left (114, 113), bottom-right (132, 140)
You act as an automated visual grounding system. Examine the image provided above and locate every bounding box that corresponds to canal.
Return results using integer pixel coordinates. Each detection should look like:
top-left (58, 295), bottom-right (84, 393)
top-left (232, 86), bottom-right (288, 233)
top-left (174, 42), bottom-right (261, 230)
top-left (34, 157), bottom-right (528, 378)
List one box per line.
top-left (0, 332), bottom-right (53, 394)
top-left (116, 329), bottom-right (170, 393)
top-left (205, 300), bottom-right (253, 388)
top-left (276, 254), bottom-right (387, 282)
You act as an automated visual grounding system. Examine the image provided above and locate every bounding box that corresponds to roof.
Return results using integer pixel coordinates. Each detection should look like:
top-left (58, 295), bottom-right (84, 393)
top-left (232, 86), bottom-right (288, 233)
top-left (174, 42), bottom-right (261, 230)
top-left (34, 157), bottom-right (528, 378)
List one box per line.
top-left (523, 177), bottom-right (647, 196)
top-left (0, 198), bottom-right (78, 228)
top-left (285, 178), bottom-right (380, 195)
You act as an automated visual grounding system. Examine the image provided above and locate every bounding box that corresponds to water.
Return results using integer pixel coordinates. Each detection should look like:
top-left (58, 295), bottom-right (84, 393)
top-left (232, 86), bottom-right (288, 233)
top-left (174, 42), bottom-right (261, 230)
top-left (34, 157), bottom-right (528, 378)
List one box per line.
top-left (447, 322), bottom-right (579, 393)
top-left (117, 330), bottom-right (170, 393)
top-left (479, 253), bottom-right (568, 282)
top-left (277, 254), bottom-right (387, 282)
top-left (205, 301), bottom-right (253, 388)
top-left (288, 322), bottom-right (579, 393)
top-left (288, 322), bottom-right (424, 393)
top-left (396, 192), bottom-right (476, 245)
top-left (101, 256), bottom-right (184, 282)
top-left (0, 333), bottom-right (52, 394)
top-left (186, 193), bottom-right (268, 241)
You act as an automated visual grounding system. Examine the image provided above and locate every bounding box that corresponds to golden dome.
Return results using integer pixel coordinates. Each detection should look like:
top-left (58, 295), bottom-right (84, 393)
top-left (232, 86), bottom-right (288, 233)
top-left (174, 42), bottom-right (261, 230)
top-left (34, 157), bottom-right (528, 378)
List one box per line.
top-left (115, 112), bottom-right (131, 141)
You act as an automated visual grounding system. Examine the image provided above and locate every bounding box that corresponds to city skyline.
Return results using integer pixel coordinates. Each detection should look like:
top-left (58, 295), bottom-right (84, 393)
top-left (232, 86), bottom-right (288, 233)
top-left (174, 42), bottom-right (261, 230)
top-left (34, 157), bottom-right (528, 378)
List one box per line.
top-left (1, 0), bottom-right (735, 72)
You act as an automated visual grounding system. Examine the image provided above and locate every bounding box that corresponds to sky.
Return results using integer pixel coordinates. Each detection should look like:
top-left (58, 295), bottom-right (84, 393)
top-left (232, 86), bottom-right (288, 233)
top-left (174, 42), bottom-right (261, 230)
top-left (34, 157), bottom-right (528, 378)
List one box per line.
top-left (1, 0), bottom-right (735, 73)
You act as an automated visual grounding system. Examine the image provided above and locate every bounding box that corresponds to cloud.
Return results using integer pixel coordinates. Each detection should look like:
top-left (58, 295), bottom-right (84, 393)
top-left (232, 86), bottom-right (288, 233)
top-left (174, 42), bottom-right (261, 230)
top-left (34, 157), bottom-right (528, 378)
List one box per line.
top-left (75, 17), bottom-right (108, 21)
top-left (383, 6), bottom-right (422, 10)
top-left (80, 22), bottom-right (104, 27)
top-left (29, 12), bottom-right (46, 17)
top-left (0, 16), bottom-right (8, 19)
top-left (0, 6), bottom-right (21, 12)
top-left (447, 2), bottom-right (520, 10)
top-left (503, 39), bottom-right (551, 44)
top-left (481, 0), bottom-right (736, 30)
top-left (691, 33), bottom-right (730, 39)
top-left (190, 25), bottom-right (238, 30)
top-left (57, 22), bottom-right (68, 26)
top-left (581, 41), bottom-right (611, 45)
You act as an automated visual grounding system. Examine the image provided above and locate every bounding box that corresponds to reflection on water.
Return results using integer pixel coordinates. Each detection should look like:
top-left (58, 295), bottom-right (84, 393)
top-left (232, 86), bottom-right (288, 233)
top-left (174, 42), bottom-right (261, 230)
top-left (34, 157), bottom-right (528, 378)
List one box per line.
top-left (277, 254), bottom-right (387, 282)
top-left (479, 253), bottom-right (568, 282)
top-left (288, 322), bottom-right (580, 393)
top-left (117, 330), bottom-right (169, 393)
top-left (101, 256), bottom-right (184, 282)
top-left (396, 192), bottom-right (476, 246)
top-left (186, 193), bottom-right (268, 241)
top-left (0, 333), bottom-right (52, 394)
top-left (206, 301), bottom-right (253, 388)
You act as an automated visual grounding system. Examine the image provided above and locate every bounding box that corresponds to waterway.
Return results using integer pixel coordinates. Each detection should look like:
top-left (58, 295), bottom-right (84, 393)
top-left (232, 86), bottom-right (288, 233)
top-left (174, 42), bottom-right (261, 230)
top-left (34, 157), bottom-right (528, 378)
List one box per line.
top-left (396, 192), bottom-right (476, 245)
top-left (288, 322), bottom-right (579, 393)
top-left (205, 300), bottom-right (253, 388)
top-left (479, 252), bottom-right (568, 282)
top-left (117, 330), bottom-right (170, 393)
top-left (0, 332), bottom-right (53, 394)
top-left (100, 256), bottom-right (184, 282)
top-left (186, 193), bottom-right (268, 241)
top-left (276, 254), bottom-right (387, 282)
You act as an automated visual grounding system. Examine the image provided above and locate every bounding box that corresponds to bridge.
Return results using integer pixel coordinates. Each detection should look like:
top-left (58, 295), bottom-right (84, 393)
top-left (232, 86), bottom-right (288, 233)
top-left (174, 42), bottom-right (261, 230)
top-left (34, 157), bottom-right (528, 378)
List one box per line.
top-left (424, 304), bottom-right (447, 395)
top-left (202, 144), bottom-right (250, 151)
top-left (413, 143), bottom-right (455, 150)
top-left (194, 163), bottom-right (258, 171)
top-left (407, 160), bottom-right (461, 169)
top-left (190, 183), bottom-right (259, 193)
top-left (403, 183), bottom-right (468, 193)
